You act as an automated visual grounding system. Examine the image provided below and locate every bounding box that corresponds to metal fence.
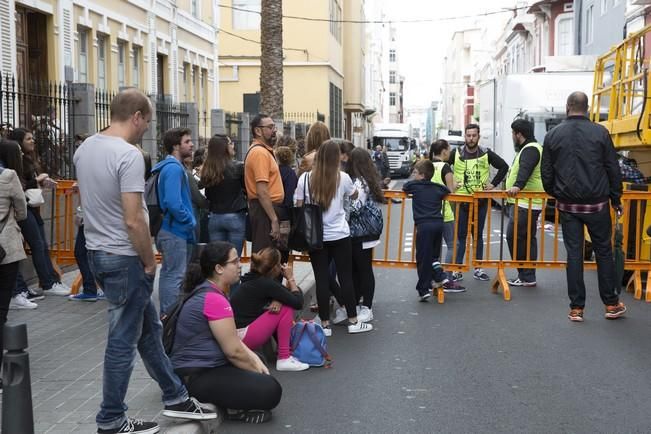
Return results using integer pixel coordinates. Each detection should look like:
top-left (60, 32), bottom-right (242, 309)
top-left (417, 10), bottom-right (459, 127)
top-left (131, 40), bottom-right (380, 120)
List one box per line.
top-left (95, 88), bottom-right (116, 133)
top-left (155, 98), bottom-right (189, 159)
top-left (0, 72), bottom-right (75, 179)
top-left (283, 112), bottom-right (323, 124)
top-left (225, 111), bottom-right (244, 160)
top-left (198, 109), bottom-right (209, 147)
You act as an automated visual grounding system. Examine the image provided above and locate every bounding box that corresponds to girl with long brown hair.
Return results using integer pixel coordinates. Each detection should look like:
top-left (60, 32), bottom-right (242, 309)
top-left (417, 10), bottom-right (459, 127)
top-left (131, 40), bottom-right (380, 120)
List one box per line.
top-left (297, 121), bottom-right (330, 175)
top-left (201, 134), bottom-right (247, 261)
top-left (295, 140), bottom-right (373, 336)
top-left (9, 128), bottom-right (70, 305)
top-left (343, 147), bottom-right (386, 321)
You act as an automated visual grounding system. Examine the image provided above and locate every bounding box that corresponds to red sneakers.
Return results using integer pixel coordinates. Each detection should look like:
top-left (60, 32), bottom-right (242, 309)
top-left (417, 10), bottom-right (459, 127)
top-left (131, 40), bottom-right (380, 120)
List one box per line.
top-left (605, 302), bottom-right (627, 320)
top-left (568, 308), bottom-right (584, 322)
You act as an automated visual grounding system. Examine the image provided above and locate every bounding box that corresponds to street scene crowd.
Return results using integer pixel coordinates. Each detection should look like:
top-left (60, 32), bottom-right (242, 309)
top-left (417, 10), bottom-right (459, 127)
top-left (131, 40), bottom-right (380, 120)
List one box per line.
top-left (0, 88), bottom-right (635, 433)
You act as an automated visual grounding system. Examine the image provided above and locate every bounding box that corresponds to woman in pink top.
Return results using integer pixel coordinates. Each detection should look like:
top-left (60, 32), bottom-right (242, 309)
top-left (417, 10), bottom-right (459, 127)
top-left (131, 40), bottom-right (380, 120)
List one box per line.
top-left (171, 241), bottom-right (281, 424)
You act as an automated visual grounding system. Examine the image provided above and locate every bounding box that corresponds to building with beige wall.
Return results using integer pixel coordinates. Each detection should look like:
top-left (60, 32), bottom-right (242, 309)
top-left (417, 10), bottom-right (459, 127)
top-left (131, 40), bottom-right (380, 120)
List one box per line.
top-left (0, 0), bottom-right (220, 122)
top-left (219, 0), bottom-right (367, 140)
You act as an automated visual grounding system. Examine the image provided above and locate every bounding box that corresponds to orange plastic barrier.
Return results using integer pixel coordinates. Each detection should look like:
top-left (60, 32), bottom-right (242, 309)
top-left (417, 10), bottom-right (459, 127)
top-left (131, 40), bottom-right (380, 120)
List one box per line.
top-left (49, 184), bottom-right (650, 303)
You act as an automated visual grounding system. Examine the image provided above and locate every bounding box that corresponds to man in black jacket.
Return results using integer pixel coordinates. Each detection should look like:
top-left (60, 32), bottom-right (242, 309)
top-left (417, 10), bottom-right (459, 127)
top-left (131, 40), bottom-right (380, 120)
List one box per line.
top-left (541, 91), bottom-right (626, 322)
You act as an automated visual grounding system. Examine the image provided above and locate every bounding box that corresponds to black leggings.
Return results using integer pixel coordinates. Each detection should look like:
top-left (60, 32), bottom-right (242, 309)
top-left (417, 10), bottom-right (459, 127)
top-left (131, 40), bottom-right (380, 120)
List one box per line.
top-left (352, 241), bottom-right (375, 308)
top-left (309, 237), bottom-right (357, 320)
top-left (182, 365), bottom-right (282, 411)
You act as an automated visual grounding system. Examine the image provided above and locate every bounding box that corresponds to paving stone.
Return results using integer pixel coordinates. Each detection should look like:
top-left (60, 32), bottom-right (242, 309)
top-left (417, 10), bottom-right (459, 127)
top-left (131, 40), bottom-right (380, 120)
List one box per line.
top-left (2, 263), bottom-right (313, 432)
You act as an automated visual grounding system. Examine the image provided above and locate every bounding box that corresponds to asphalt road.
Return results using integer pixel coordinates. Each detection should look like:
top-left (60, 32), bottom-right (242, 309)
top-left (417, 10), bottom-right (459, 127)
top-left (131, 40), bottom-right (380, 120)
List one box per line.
top-left (221, 264), bottom-right (651, 434)
top-left (221, 179), bottom-right (651, 433)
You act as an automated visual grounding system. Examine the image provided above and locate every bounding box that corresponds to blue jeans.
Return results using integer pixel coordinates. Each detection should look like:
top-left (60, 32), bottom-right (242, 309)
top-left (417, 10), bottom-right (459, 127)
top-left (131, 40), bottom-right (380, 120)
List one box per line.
top-left (75, 226), bottom-right (97, 295)
top-left (455, 199), bottom-right (489, 265)
top-left (208, 212), bottom-right (246, 296)
top-left (208, 211), bottom-right (246, 256)
top-left (156, 229), bottom-right (192, 316)
top-left (14, 208), bottom-right (58, 294)
top-left (88, 251), bottom-right (188, 430)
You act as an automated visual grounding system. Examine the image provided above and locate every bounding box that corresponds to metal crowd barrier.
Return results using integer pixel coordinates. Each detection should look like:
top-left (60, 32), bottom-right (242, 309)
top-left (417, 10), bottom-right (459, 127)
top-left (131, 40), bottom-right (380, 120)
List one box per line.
top-left (44, 185), bottom-right (649, 303)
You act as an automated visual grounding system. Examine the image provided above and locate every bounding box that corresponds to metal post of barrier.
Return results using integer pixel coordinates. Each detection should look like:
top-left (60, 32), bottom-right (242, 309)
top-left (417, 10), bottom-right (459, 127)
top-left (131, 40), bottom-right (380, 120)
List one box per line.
top-left (2, 323), bottom-right (35, 434)
top-left (490, 196), bottom-right (511, 301)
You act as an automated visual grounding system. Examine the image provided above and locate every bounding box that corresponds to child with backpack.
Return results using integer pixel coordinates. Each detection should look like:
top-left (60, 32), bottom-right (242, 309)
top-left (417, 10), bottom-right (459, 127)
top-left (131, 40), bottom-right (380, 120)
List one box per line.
top-left (403, 160), bottom-right (451, 302)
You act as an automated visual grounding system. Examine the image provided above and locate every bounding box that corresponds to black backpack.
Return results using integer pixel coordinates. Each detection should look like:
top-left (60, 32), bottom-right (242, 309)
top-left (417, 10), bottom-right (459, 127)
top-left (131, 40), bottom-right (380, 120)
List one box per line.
top-left (162, 285), bottom-right (211, 356)
top-left (145, 169), bottom-right (164, 236)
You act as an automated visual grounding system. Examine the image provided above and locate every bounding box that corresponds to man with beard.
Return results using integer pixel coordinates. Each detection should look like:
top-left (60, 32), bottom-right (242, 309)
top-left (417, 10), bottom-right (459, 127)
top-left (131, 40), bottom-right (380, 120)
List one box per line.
top-left (504, 119), bottom-right (544, 287)
top-left (449, 123), bottom-right (509, 282)
top-left (244, 114), bottom-right (288, 254)
top-left (152, 127), bottom-right (196, 316)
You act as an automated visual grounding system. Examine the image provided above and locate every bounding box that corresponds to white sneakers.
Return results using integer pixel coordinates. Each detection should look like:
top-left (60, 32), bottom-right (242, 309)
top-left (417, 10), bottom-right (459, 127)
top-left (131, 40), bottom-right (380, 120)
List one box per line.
top-left (335, 306), bottom-right (374, 323)
top-left (276, 356), bottom-right (309, 372)
top-left (9, 293), bottom-right (38, 310)
top-left (356, 306), bottom-right (373, 322)
top-left (332, 307), bottom-right (347, 325)
top-left (347, 320), bottom-right (373, 334)
top-left (46, 282), bottom-right (71, 296)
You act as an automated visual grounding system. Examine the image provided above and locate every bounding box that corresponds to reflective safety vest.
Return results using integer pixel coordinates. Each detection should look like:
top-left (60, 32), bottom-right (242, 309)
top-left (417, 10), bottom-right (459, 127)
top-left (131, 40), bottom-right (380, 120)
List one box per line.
top-left (452, 148), bottom-right (490, 195)
top-left (505, 142), bottom-right (544, 210)
top-left (431, 161), bottom-right (454, 222)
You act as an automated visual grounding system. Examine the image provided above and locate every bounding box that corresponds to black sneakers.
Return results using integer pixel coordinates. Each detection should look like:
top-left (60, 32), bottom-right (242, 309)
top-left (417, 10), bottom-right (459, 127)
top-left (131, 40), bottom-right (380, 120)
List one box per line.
top-left (162, 397), bottom-right (218, 420)
top-left (97, 418), bottom-right (159, 434)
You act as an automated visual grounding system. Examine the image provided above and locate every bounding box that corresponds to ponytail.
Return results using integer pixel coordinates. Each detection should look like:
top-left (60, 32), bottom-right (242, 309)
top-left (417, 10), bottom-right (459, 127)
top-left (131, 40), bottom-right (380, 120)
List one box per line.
top-left (181, 241), bottom-right (235, 293)
top-left (182, 263), bottom-right (204, 294)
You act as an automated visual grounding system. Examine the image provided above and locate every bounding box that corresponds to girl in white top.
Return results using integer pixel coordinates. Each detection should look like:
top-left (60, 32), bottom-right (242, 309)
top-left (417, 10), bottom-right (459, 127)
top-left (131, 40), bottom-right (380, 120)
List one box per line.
top-left (295, 140), bottom-right (373, 336)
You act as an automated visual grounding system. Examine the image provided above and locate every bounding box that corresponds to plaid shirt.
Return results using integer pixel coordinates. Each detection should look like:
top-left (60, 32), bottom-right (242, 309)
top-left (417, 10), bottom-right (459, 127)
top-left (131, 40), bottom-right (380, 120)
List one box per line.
top-left (556, 200), bottom-right (608, 214)
top-left (619, 158), bottom-right (647, 184)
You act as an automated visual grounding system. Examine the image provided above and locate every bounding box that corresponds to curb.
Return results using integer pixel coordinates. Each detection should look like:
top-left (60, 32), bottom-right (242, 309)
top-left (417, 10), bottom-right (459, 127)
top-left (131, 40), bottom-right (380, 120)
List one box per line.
top-left (157, 415), bottom-right (222, 434)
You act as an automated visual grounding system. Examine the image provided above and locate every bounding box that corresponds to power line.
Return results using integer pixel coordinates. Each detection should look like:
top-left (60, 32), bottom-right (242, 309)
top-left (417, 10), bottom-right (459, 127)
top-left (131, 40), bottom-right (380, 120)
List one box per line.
top-left (219, 4), bottom-right (527, 24)
top-left (218, 27), bottom-right (307, 54)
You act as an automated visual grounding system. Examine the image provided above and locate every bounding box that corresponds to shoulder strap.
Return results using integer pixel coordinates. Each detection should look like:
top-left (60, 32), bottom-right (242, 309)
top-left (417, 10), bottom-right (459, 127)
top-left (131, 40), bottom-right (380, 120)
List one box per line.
top-left (170, 286), bottom-right (213, 354)
top-left (306, 322), bottom-right (332, 367)
top-left (244, 143), bottom-right (275, 164)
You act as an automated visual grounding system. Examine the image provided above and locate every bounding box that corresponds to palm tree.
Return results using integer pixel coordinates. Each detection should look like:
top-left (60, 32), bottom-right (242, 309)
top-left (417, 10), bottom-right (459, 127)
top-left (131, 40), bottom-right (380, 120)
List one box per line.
top-left (260, 0), bottom-right (283, 120)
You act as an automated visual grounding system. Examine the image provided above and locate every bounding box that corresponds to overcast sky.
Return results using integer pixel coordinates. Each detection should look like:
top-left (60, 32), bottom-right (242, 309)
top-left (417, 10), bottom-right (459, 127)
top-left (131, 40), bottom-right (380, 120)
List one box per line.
top-left (382, 0), bottom-right (518, 109)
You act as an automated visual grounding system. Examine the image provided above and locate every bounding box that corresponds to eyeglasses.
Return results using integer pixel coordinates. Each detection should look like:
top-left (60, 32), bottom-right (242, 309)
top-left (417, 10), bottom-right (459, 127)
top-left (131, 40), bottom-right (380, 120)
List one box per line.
top-left (259, 124), bottom-right (276, 131)
top-left (225, 256), bottom-right (240, 265)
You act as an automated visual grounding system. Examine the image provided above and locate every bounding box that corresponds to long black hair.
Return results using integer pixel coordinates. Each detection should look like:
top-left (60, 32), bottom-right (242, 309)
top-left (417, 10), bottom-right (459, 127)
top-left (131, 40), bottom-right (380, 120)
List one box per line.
top-left (9, 127), bottom-right (41, 174)
top-left (347, 147), bottom-right (384, 203)
top-left (0, 139), bottom-right (24, 180)
top-left (182, 241), bottom-right (235, 293)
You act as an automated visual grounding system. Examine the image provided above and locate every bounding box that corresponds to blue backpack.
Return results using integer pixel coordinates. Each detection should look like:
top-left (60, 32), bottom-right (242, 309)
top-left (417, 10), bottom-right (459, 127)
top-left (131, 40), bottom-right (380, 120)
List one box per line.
top-left (290, 321), bottom-right (331, 367)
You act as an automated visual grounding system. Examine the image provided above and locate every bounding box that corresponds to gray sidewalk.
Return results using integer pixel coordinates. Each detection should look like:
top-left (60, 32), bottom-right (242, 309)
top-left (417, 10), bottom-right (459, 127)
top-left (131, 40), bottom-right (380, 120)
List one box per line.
top-left (1, 261), bottom-right (315, 433)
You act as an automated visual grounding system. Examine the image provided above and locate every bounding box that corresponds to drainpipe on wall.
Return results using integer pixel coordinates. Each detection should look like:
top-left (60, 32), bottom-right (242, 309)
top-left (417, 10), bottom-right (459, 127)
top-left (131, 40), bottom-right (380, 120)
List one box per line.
top-left (574, 0), bottom-right (582, 55)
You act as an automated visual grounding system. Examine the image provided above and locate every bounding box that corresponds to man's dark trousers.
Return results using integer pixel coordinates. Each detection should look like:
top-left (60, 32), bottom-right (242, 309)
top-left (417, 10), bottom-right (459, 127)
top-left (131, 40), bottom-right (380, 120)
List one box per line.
top-left (506, 205), bottom-right (541, 282)
top-left (415, 220), bottom-right (444, 296)
top-left (560, 207), bottom-right (619, 309)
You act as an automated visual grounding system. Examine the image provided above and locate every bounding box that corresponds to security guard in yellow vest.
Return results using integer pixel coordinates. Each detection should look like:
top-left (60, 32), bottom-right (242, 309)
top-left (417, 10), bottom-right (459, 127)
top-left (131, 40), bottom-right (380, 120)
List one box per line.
top-left (505, 119), bottom-right (544, 287)
top-left (429, 139), bottom-right (465, 292)
top-left (448, 124), bottom-right (509, 282)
